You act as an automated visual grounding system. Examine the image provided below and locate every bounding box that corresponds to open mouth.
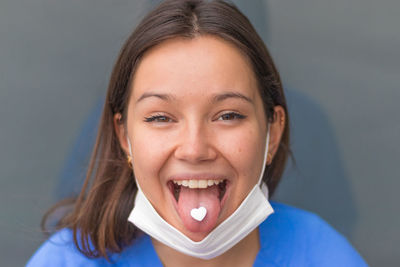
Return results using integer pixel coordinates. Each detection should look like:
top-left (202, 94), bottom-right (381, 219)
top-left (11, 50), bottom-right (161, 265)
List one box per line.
top-left (168, 179), bottom-right (228, 203)
top-left (166, 177), bottom-right (230, 234)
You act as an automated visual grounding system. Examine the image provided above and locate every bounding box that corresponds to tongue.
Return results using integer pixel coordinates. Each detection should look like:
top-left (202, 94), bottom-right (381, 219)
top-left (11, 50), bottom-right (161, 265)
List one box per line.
top-left (177, 185), bottom-right (221, 233)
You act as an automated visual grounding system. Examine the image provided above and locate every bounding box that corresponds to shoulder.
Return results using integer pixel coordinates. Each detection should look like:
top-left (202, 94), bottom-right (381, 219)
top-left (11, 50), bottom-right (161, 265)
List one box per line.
top-left (26, 229), bottom-right (161, 267)
top-left (256, 202), bottom-right (368, 266)
top-left (26, 229), bottom-right (110, 267)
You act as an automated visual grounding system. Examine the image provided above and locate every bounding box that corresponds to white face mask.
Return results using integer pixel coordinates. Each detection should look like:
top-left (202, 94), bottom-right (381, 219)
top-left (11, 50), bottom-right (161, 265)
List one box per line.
top-left (126, 129), bottom-right (274, 260)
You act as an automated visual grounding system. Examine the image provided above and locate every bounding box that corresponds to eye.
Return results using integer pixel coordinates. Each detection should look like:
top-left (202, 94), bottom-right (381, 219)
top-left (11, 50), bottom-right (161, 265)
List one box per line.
top-left (217, 112), bottom-right (246, 121)
top-left (144, 114), bottom-right (174, 123)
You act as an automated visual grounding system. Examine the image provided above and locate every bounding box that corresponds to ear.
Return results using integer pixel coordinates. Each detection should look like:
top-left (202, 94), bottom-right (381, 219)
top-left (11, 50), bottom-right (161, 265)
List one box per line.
top-left (267, 106), bottom-right (286, 164)
top-left (113, 113), bottom-right (131, 157)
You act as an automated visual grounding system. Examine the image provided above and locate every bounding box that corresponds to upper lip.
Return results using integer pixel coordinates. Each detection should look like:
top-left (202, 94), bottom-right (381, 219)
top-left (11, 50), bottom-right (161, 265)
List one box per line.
top-left (167, 173), bottom-right (230, 182)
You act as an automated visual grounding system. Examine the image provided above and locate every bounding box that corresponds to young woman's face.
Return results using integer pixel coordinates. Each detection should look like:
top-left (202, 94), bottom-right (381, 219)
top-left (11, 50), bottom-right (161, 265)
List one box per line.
top-left (121, 36), bottom-right (270, 241)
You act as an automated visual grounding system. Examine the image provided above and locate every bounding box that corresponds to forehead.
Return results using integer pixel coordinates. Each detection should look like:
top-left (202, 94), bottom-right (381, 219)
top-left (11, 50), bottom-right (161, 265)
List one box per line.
top-left (131, 35), bottom-right (259, 102)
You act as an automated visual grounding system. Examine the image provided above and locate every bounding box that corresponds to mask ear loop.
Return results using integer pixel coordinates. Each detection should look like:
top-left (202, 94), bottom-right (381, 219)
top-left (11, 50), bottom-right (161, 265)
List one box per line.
top-left (127, 137), bottom-right (133, 158)
top-left (257, 123), bottom-right (270, 187)
top-left (126, 137), bottom-right (146, 194)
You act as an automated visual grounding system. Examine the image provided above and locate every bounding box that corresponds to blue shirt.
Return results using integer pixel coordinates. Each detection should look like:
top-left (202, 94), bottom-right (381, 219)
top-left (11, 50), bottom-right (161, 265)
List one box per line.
top-left (27, 202), bottom-right (368, 266)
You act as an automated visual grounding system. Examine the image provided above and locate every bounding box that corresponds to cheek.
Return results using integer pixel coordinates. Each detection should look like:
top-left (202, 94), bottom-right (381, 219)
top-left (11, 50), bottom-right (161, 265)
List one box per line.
top-left (130, 128), bottom-right (173, 201)
top-left (218, 128), bottom-right (265, 183)
top-left (214, 127), bottom-right (265, 211)
top-left (132, 126), bottom-right (172, 163)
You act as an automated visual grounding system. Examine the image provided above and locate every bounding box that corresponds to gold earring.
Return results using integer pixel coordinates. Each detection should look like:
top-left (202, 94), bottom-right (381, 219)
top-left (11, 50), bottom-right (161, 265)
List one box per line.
top-left (127, 155), bottom-right (133, 168)
top-left (267, 152), bottom-right (273, 165)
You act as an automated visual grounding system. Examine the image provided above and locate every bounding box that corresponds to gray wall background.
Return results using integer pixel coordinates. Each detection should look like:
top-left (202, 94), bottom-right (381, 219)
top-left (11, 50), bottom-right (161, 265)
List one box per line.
top-left (0, 0), bottom-right (398, 266)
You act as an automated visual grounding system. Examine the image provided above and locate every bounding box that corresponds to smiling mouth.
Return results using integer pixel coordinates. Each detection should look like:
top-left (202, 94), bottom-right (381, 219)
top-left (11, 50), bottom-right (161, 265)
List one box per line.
top-left (168, 179), bottom-right (228, 202)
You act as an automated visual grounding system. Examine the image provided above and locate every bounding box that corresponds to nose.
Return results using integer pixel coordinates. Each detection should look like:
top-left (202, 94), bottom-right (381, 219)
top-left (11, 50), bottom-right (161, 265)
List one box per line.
top-left (174, 121), bottom-right (217, 163)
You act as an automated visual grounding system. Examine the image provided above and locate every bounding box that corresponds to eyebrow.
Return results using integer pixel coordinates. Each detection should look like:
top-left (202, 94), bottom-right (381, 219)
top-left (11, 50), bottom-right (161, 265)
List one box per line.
top-left (136, 92), bottom-right (175, 103)
top-left (212, 92), bottom-right (254, 104)
top-left (135, 91), bottom-right (253, 104)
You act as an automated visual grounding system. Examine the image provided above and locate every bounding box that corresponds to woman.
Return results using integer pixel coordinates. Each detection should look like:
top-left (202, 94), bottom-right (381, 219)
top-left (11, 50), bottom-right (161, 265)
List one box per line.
top-left (27, 0), bottom-right (367, 266)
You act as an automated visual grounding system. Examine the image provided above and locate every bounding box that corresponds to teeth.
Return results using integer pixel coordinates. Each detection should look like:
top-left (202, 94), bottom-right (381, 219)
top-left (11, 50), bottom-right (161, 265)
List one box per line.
top-left (198, 180), bottom-right (208, 188)
top-left (173, 179), bottom-right (224, 189)
top-left (189, 180), bottom-right (198, 188)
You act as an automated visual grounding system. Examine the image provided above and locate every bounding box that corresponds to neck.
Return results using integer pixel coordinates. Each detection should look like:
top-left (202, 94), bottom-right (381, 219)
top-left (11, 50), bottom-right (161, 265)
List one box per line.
top-left (152, 228), bottom-right (260, 267)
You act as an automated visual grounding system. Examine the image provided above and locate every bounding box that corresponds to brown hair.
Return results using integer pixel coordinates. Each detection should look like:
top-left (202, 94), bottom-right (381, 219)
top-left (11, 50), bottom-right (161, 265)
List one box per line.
top-left (43, 0), bottom-right (290, 259)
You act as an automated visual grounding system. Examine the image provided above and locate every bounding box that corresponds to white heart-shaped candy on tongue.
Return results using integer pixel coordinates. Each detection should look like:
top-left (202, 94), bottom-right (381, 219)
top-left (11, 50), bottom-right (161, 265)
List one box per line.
top-left (190, 206), bottom-right (207, 221)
